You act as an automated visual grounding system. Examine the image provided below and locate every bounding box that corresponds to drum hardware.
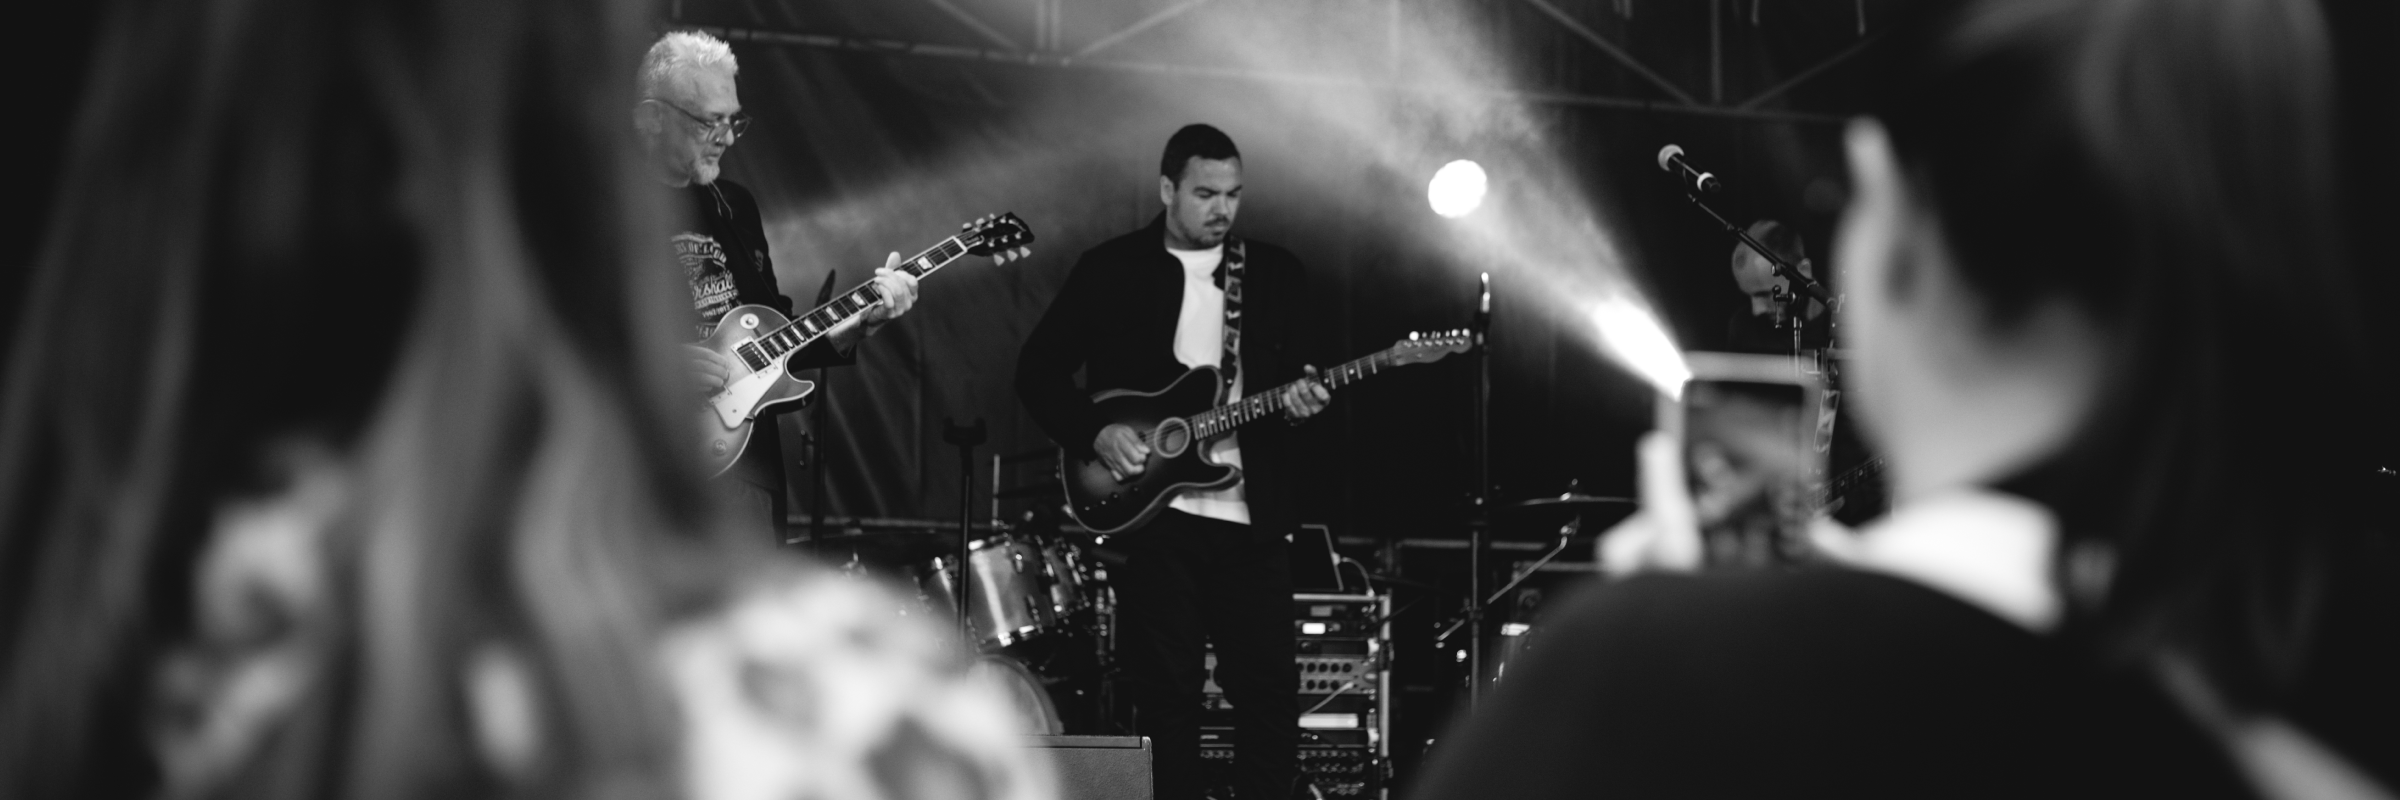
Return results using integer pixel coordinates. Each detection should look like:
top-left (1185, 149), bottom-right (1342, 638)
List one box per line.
top-left (944, 418), bottom-right (989, 648)
top-left (1498, 493), bottom-right (1637, 514)
top-left (914, 531), bottom-right (1103, 651)
top-left (1434, 512), bottom-right (1591, 663)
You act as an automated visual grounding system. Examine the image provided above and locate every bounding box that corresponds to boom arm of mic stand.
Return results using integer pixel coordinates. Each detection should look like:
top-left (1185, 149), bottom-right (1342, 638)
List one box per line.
top-left (1433, 525), bottom-right (1580, 646)
top-left (1684, 192), bottom-right (1832, 304)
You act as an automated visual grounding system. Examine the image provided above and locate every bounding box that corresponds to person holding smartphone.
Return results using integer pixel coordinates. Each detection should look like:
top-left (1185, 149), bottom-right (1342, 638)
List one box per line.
top-left (1412, 1), bottom-right (2398, 797)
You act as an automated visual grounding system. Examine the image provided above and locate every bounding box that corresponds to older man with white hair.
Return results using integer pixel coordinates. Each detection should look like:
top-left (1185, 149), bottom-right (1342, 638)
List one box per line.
top-left (636, 31), bottom-right (919, 539)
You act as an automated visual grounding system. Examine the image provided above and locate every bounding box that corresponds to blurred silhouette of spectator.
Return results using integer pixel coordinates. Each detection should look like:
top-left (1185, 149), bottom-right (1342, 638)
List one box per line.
top-left (0, 2), bottom-right (1054, 800)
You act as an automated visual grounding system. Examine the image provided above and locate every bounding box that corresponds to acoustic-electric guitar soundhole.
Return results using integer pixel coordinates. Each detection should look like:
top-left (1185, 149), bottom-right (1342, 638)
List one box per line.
top-left (1151, 418), bottom-right (1191, 457)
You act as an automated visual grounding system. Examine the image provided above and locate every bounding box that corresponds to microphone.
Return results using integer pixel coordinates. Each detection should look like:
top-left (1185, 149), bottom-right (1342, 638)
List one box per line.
top-left (1474, 272), bottom-right (1492, 334)
top-left (1656, 144), bottom-right (1721, 194)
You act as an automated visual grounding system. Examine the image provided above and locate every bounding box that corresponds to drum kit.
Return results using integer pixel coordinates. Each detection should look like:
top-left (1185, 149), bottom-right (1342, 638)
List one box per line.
top-left (826, 523), bottom-right (1112, 735)
top-left (812, 483), bottom-right (1644, 737)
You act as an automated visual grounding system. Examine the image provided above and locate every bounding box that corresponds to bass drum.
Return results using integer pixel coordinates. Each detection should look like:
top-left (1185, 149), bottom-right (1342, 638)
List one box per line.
top-left (971, 654), bottom-right (1063, 735)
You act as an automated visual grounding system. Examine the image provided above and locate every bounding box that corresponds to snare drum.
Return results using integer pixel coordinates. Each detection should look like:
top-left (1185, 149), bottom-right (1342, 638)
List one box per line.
top-left (918, 534), bottom-right (1059, 648)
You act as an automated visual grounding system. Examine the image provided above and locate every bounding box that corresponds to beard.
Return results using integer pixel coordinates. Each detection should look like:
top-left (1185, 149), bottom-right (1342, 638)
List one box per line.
top-left (690, 156), bottom-right (721, 185)
top-left (1182, 216), bottom-right (1231, 246)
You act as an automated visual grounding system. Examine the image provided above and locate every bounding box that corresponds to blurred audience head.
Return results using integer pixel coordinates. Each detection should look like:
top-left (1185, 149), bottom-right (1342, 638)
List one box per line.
top-left (635, 31), bottom-right (743, 187)
top-left (0, 0), bottom-right (750, 797)
top-left (1837, 0), bottom-right (2373, 711)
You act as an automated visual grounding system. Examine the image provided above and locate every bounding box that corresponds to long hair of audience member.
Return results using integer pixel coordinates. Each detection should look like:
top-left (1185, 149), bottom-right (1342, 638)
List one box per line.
top-left (0, 0), bottom-right (759, 797)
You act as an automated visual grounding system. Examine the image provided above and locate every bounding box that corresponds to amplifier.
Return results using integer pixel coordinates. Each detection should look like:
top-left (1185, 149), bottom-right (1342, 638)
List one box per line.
top-left (1027, 735), bottom-right (1152, 800)
top-left (1198, 593), bottom-right (1392, 799)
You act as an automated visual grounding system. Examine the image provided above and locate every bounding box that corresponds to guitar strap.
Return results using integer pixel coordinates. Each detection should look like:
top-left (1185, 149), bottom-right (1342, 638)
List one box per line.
top-left (1214, 238), bottom-right (1247, 394)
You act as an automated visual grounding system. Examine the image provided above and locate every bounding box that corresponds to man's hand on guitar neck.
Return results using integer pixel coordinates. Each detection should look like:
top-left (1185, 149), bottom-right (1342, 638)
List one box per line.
top-left (1094, 424), bottom-right (1151, 483)
top-left (826, 252), bottom-right (921, 352)
top-left (1280, 365), bottom-right (1331, 422)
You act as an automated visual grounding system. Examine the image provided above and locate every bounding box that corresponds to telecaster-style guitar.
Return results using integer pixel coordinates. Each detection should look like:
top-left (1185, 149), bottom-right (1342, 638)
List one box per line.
top-left (696, 213), bottom-right (1034, 476)
top-left (1061, 330), bottom-right (1472, 534)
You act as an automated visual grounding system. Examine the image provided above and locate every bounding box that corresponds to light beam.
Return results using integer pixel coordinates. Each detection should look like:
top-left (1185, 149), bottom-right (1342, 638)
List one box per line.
top-left (1590, 295), bottom-right (1691, 397)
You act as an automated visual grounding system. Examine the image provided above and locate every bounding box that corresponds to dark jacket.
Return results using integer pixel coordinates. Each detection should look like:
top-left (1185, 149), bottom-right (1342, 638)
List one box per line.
top-left (1015, 214), bottom-right (1314, 536)
top-left (1407, 569), bottom-right (2252, 800)
top-left (678, 178), bottom-right (850, 492)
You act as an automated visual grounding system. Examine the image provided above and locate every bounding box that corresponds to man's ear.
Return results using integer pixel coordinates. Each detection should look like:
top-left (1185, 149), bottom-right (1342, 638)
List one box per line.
top-left (1158, 174), bottom-right (1176, 208)
top-left (632, 101), bottom-right (660, 138)
top-left (1842, 117), bottom-right (1921, 301)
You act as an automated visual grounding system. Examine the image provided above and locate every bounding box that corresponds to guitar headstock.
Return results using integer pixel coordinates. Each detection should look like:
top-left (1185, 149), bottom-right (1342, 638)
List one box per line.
top-left (960, 213), bottom-right (1035, 263)
top-left (1387, 329), bottom-right (1473, 365)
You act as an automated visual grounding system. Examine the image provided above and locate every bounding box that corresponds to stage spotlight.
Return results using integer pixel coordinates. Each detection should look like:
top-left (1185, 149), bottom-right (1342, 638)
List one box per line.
top-left (1428, 160), bottom-right (1487, 218)
top-left (1590, 295), bottom-right (1691, 398)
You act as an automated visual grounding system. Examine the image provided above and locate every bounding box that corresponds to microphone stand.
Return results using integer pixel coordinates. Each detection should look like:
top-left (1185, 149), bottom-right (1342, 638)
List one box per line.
top-left (1466, 272), bottom-right (1492, 710)
top-left (1681, 191), bottom-right (1831, 305)
top-left (943, 418), bottom-right (988, 648)
top-left (806, 270), bottom-right (838, 553)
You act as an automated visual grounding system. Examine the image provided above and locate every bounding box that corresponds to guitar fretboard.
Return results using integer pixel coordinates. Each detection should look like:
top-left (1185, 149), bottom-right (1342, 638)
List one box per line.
top-left (733, 237), bottom-right (972, 371)
top-left (1187, 347), bottom-right (1405, 439)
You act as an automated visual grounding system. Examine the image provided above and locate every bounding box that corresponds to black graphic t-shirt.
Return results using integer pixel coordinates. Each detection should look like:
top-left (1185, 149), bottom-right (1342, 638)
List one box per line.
top-left (675, 179), bottom-right (849, 494)
top-left (677, 230), bottom-right (744, 337)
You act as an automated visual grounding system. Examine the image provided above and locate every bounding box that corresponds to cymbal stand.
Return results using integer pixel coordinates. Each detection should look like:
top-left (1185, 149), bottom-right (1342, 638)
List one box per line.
top-left (1435, 519), bottom-right (1579, 664)
top-left (944, 418), bottom-right (987, 648)
top-left (805, 270), bottom-right (839, 552)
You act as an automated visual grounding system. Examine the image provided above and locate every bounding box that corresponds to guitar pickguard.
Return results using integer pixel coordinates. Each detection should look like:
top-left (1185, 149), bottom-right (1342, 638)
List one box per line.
top-left (710, 357), bottom-right (783, 427)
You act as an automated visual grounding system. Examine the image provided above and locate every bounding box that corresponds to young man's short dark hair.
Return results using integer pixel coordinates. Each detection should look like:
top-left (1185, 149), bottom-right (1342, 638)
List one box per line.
top-left (1160, 124), bottom-right (1241, 184)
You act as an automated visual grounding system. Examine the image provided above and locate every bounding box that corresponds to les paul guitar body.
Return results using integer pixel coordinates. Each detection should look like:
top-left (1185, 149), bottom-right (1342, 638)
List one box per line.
top-left (1060, 367), bottom-right (1241, 535)
top-left (695, 304), bottom-right (816, 475)
top-left (688, 212), bottom-right (1035, 477)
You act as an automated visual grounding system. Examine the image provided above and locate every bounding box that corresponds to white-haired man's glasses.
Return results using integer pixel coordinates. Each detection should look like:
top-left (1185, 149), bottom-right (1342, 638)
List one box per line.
top-left (648, 98), bottom-right (751, 141)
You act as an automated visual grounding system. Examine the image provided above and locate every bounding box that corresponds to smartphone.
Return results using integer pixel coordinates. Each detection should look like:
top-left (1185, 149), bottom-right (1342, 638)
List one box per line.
top-left (1659, 352), bottom-right (1827, 569)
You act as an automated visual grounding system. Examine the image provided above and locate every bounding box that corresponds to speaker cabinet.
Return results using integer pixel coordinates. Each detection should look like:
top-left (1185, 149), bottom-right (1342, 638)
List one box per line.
top-left (1028, 735), bottom-right (1153, 800)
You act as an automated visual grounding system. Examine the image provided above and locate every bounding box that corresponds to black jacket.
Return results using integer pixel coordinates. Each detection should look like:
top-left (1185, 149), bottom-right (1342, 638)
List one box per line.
top-left (1407, 569), bottom-right (2253, 800)
top-left (1015, 214), bottom-right (1314, 536)
top-left (678, 179), bottom-right (849, 492)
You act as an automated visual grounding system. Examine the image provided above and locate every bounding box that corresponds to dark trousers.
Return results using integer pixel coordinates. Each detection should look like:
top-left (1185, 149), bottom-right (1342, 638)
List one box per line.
top-left (1114, 509), bottom-right (1298, 800)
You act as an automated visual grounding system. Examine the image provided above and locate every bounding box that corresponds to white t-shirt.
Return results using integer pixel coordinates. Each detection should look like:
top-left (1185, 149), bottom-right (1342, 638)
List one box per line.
top-left (1163, 244), bottom-right (1249, 525)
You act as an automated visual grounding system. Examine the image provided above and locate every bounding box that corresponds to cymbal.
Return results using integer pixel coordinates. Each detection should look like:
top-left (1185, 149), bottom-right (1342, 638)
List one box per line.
top-left (1500, 494), bottom-right (1637, 513)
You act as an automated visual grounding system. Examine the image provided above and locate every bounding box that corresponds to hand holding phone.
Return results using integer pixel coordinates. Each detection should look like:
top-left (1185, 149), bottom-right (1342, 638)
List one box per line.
top-left (1597, 352), bottom-right (1830, 575)
top-left (1595, 431), bottom-right (1704, 577)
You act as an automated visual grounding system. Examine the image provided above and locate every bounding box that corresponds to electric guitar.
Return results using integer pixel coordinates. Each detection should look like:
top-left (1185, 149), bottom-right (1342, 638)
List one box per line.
top-left (696, 213), bottom-right (1033, 476)
top-left (1060, 330), bottom-right (1473, 534)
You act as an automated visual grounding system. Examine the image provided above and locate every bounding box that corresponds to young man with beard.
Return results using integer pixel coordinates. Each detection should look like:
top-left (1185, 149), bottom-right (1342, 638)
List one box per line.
top-left (1018, 124), bottom-right (1330, 800)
